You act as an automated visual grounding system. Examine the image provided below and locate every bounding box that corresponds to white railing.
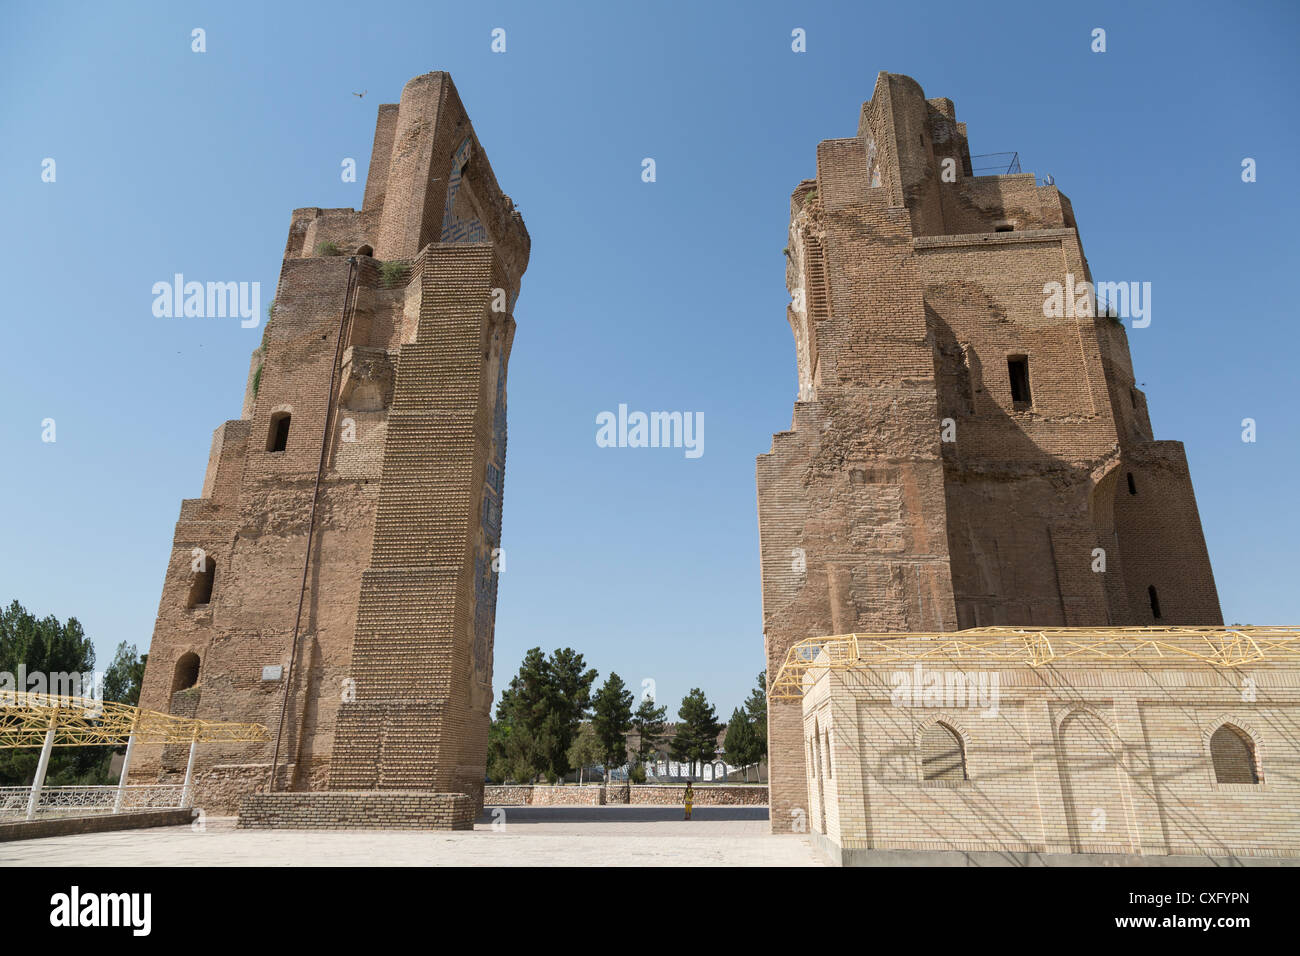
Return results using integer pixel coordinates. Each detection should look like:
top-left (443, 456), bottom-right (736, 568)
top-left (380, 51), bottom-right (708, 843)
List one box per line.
top-left (0, 784), bottom-right (185, 820)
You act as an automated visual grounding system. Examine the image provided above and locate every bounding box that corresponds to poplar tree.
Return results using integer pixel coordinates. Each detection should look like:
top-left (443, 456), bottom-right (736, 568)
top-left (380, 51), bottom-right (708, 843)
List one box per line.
top-left (670, 688), bottom-right (721, 777)
top-left (590, 672), bottom-right (634, 772)
top-left (630, 695), bottom-right (667, 771)
top-left (744, 670), bottom-right (768, 761)
top-left (723, 707), bottom-right (758, 781)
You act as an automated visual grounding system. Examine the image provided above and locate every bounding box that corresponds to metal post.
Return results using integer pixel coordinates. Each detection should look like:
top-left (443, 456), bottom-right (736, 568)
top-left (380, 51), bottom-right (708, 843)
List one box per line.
top-left (113, 729), bottom-right (138, 814)
top-left (26, 713), bottom-right (58, 822)
top-left (181, 732), bottom-right (199, 808)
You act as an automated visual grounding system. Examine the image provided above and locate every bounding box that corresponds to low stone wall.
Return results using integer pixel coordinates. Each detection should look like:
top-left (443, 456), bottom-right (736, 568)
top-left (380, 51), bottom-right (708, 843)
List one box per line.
top-left (0, 809), bottom-right (193, 843)
top-left (238, 791), bottom-right (473, 830)
top-left (485, 785), bottom-right (606, 806)
top-left (484, 784), bottom-right (768, 807)
top-left (605, 781), bottom-right (630, 804)
top-left (630, 785), bottom-right (767, 806)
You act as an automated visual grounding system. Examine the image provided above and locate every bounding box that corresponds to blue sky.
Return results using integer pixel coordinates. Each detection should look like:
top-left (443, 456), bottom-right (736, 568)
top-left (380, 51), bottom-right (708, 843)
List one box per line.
top-left (2, 0), bottom-right (1297, 718)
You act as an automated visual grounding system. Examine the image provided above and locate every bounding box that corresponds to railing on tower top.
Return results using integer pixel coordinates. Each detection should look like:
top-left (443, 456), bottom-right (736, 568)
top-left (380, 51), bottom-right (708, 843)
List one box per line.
top-left (969, 152), bottom-right (1022, 175)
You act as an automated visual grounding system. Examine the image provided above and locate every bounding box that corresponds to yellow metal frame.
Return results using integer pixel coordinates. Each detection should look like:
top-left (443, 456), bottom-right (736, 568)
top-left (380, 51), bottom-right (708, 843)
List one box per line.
top-left (0, 691), bottom-right (270, 748)
top-left (768, 626), bottom-right (1300, 700)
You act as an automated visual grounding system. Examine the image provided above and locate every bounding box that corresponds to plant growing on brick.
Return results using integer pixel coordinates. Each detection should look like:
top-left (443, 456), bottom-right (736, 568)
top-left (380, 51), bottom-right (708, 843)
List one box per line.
top-left (379, 260), bottom-right (409, 288)
top-left (314, 240), bottom-right (341, 256)
top-left (261, 303), bottom-right (274, 350)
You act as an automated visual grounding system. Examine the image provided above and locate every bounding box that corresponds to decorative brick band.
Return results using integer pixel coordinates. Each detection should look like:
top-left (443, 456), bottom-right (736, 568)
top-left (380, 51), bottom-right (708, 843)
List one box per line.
top-left (238, 791), bottom-right (473, 830)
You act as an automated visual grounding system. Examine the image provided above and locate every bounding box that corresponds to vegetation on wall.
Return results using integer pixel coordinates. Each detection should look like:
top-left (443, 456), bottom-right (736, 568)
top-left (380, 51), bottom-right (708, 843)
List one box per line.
top-left (379, 260), bottom-right (409, 288)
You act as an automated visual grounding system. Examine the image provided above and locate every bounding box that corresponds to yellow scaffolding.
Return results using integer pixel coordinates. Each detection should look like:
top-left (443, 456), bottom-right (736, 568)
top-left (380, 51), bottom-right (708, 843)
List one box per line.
top-left (768, 625), bottom-right (1300, 700)
top-left (0, 691), bottom-right (269, 820)
top-left (0, 691), bottom-right (270, 748)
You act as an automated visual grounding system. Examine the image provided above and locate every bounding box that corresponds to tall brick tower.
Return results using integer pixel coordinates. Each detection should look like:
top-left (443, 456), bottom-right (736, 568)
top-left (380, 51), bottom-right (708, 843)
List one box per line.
top-left (132, 72), bottom-right (529, 820)
top-left (757, 72), bottom-right (1221, 833)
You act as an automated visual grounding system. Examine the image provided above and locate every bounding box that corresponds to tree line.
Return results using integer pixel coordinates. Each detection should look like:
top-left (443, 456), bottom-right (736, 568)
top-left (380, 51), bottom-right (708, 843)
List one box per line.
top-left (487, 646), bottom-right (768, 784)
top-left (0, 599), bottom-right (146, 786)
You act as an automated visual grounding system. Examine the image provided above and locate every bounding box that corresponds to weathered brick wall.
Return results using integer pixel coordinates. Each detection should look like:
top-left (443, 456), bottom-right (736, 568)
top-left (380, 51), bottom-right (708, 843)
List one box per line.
top-left (157, 764), bottom-right (272, 817)
top-left (809, 656), bottom-right (1300, 859)
top-left (238, 791), bottom-right (473, 830)
top-left (135, 73), bottom-right (531, 819)
top-left (758, 71), bottom-right (1221, 833)
top-left (328, 245), bottom-right (513, 809)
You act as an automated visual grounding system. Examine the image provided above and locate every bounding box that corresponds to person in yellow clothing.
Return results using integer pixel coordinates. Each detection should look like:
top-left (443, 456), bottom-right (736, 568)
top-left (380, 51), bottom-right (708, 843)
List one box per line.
top-left (683, 781), bottom-right (694, 821)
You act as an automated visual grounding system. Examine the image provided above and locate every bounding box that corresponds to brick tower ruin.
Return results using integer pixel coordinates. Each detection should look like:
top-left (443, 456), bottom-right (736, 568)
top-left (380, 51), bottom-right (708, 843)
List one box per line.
top-left (757, 72), bottom-right (1222, 833)
top-left (132, 72), bottom-right (529, 821)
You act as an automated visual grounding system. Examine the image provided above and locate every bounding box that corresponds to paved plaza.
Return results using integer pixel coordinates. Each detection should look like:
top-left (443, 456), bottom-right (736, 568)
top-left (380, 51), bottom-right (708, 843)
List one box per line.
top-left (0, 807), bottom-right (825, 867)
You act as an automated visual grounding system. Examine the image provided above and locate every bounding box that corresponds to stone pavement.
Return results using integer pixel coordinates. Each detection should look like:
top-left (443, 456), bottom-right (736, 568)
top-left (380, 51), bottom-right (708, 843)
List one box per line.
top-left (0, 807), bottom-right (825, 867)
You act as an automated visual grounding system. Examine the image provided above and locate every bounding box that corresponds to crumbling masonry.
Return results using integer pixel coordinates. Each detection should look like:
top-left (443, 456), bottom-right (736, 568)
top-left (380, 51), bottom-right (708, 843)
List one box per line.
top-left (132, 73), bottom-right (529, 820)
top-left (757, 72), bottom-right (1222, 834)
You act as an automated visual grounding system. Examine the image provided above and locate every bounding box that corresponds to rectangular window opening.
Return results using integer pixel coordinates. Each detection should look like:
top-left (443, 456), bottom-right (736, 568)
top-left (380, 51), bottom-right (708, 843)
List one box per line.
top-left (1007, 356), bottom-right (1032, 405)
top-left (268, 412), bottom-right (291, 453)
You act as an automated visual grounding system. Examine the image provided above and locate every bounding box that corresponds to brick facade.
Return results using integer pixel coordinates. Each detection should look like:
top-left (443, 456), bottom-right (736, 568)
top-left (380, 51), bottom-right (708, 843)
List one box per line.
top-left (133, 72), bottom-right (529, 819)
top-left (238, 791), bottom-right (474, 830)
top-left (802, 648), bottom-right (1300, 863)
top-left (758, 73), bottom-right (1221, 833)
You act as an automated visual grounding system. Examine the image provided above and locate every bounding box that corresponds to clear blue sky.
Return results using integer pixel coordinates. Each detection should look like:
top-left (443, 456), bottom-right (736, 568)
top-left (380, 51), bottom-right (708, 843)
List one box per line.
top-left (2, 0), bottom-right (1297, 718)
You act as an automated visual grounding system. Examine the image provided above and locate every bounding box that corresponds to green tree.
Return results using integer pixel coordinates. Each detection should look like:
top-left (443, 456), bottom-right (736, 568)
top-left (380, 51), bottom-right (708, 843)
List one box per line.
top-left (630, 695), bottom-right (667, 770)
top-left (102, 643), bottom-right (146, 708)
top-left (489, 647), bottom-right (597, 783)
top-left (566, 724), bottom-right (605, 785)
top-left (0, 600), bottom-right (109, 785)
top-left (723, 707), bottom-right (759, 782)
top-left (490, 648), bottom-right (551, 782)
top-left (670, 688), bottom-right (721, 779)
top-left (541, 648), bottom-right (597, 780)
top-left (745, 669), bottom-right (768, 762)
top-left (486, 718), bottom-right (515, 783)
top-left (590, 672), bottom-right (634, 772)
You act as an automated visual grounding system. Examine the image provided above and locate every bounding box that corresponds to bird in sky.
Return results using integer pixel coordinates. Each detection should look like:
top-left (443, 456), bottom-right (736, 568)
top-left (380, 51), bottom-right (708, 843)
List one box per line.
top-left (352, 90), bottom-right (367, 98)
